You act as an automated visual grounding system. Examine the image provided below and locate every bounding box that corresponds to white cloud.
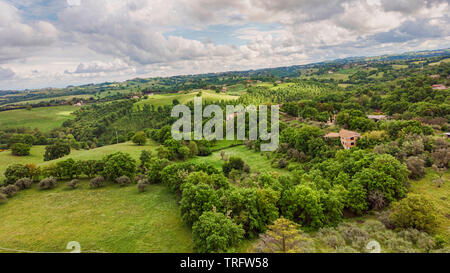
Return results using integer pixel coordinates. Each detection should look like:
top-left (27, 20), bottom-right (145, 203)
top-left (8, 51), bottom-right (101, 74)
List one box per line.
top-left (0, 1), bottom-right (58, 62)
top-left (0, 0), bottom-right (449, 89)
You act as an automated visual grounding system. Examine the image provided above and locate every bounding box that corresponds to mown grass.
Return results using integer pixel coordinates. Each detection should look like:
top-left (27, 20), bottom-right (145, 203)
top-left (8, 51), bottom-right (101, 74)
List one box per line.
top-left (0, 105), bottom-right (76, 133)
top-left (0, 180), bottom-right (192, 253)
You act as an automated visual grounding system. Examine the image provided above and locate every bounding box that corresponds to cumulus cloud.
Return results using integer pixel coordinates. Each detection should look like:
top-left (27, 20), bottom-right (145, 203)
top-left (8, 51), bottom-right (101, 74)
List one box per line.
top-left (0, 0), bottom-right (58, 62)
top-left (0, 0), bottom-right (449, 89)
top-left (0, 67), bottom-right (15, 80)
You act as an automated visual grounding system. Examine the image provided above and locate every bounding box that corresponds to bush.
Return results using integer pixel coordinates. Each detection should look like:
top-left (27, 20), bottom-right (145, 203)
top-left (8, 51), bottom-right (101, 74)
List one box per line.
top-left (390, 194), bottom-right (440, 233)
top-left (15, 178), bottom-right (33, 190)
top-left (66, 179), bottom-right (79, 189)
top-left (90, 176), bottom-right (105, 188)
top-left (0, 193), bottom-right (7, 203)
top-left (4, 164), bottom-right (29, 185)
top-left (222, 157), bottom-right (245, 177)
top-left (116, 176), bottom-right (131, 187)
top-left (406, 156), bottom-right (426, 179)
top-left (11, 143), bottom-right (31, 156)
top-left (38, 177), bottom-right (57, 190)
top-left (278, 158), bottom-right (288, 168)
top-left (192, 211), bottom-right (244, 253)
top-left (137, 180), bottom-right (148, 192)
top-left (1, 185), bottom-right (19, 197)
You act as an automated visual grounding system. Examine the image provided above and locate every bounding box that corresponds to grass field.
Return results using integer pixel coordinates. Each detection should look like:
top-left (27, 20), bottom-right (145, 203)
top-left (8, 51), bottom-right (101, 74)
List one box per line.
top-left (0, 142), bottom-right (159, 179)
top-left (429, 57), bottom-right (450, 66)
top-left (189, 145), bottom-right (288, 175)
top-left (0, 180), bottom-right (192, 253)
top-left (0, 105), bottom-right (76, 133)
top-left (135, 90), bottom-right (238, 108)
top-left (4, 95), bottom-right (92, 106)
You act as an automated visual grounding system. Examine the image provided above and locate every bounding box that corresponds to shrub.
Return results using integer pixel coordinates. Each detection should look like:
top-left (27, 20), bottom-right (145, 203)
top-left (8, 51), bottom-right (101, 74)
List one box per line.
top-left (11, 143), bottom-right (31, 156)
top-left (4, 164), bottom-right (29, 185)
top-left (368, 190), bottom-right (386, 210)
top-left (137, 180), bottom-right (148, 193)
top-left (66, 179), bottom-right (79, 189)
top-left (90, 176), bottom-right (105, 188)
top-left (15, 178), bottom-right (33, 190)
top-left (38, 177), bottom-right (57, 190)
top-left (222, 157), bottom-right (245, 176)
top-left (116, 176), bottom-right (131, 187)
top-left (278, 158), bottom-right (288, 168)
top-left (192, 211), bottom-right (244, 253)
top-left (1, 185), bottom-right (19, 197)
top-left (406, 156), bottom-right (426, 179)
top-left (390, 194), bottom-right (440, 233)
top-left (134, 174), bottom-right (146, 183)
top-left (0, 193), bottom-right (7, 203)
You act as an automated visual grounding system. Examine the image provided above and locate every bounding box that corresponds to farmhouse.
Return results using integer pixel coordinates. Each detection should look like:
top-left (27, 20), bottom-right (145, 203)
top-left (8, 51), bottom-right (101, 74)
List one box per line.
top-left (325, 129), bottom-right (361, 149)
top-left (432, 84), bottom-right (447, 90)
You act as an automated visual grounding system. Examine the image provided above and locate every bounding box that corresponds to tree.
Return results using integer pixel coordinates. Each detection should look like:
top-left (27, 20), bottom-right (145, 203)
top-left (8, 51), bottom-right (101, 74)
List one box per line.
top-left (223, 187), bottom-right (280, 237)
top-left (132, 131), bottom-right (147, 146)
top-left (180, 182), bottom-right (220, 226)
top-left (390, 194), bottom-right (440, 233)
top-left (44, 142), bottom-right (70, 161)
top-left (90, 176), bottom-right (105, 188)
top-left (4, 164), bottom-right (29, 185)
top-left (254, 217), bottom-right (311, 253)
top-left (11, 143), bottom-right (31, 156)
top-left (102, 152), bottom-right (136, 181)
top-left (279, 184), bottom-right (325, 229)
top-left (192, 211), bottom-right (244, 253)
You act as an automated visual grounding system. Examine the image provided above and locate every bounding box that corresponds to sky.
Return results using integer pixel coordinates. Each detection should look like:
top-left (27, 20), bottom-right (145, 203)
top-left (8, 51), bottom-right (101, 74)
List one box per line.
top-left (0, 0), bottom-right (449, 90)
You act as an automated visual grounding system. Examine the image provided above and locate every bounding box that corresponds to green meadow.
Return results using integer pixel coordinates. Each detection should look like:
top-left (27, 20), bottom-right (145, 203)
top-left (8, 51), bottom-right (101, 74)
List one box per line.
top-left (0, 105), bottom-right (76, 133)
top-left (135, 90), bottom-right (238, 108)
top-left (0, 181), bottom-right (192, 253)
